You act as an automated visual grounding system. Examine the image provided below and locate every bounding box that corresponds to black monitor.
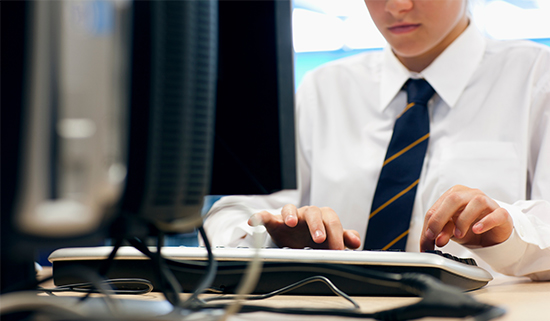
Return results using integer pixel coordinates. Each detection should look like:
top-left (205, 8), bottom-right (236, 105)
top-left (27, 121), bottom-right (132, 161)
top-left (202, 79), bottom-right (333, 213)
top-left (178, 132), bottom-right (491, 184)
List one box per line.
top-left (211, 0), bottom-right (297, 196)
top-left (117, 0), bottom-right (296, 237)
top-left (1, 0), bottom-right (296, 294)
top-left (117, 0), bottom-right (219, 235)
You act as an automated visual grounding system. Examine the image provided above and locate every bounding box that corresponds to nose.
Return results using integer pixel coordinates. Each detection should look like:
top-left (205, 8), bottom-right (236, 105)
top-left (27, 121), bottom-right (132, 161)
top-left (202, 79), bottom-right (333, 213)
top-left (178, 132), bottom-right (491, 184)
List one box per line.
top-left (386, 0), bottom-right (414, 17)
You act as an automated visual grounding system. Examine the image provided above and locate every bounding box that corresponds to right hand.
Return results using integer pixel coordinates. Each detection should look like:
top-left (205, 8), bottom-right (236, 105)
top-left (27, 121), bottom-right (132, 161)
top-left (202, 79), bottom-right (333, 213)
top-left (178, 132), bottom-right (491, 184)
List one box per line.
top-left (248, 204), bottom-right (361, 250)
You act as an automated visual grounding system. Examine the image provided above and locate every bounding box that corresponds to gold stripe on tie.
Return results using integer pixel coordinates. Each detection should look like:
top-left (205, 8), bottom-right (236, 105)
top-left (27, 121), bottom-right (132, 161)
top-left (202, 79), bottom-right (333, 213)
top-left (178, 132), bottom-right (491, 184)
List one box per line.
top-left (369, 179), bottom-right (419, 219)
top-left (383, 133), bottom-right (430, 166)
top-left (397, 102), bottom-right (416, 118)
top-left (382, 230), bottom-right (409, 250)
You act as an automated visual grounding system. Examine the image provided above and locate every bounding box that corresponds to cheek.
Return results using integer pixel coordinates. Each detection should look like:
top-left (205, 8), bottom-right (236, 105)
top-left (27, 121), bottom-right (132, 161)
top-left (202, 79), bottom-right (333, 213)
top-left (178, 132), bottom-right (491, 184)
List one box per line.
top-left (365, 1), bottom-right (387, 28)
top-left (428, 2), bottom-right (466, 35)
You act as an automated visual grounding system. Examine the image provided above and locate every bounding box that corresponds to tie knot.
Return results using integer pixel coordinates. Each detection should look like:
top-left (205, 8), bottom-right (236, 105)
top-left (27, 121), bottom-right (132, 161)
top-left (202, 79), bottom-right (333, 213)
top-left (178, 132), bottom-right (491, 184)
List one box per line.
top-left (406, 79), bottom-right (435, 105)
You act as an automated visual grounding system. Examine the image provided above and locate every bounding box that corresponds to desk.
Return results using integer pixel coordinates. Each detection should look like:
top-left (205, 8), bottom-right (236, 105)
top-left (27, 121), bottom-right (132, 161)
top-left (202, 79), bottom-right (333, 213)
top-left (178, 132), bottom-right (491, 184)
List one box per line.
top-left (36, 268), bottom-right (548, 321)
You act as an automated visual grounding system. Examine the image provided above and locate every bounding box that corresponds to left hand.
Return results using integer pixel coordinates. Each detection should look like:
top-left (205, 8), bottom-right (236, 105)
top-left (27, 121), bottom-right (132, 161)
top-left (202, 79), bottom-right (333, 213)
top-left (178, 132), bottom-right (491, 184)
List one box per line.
top-left (249, 204), bottom-right (361, 250)
top-left (420, 185), bottom-right (514, 251)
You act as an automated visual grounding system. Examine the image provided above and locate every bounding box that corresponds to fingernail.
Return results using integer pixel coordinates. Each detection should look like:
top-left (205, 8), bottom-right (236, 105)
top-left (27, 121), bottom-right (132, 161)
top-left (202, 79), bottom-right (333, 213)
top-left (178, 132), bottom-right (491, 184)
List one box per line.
top-left (425, 228), bottom-right (435, 239)
top-left (454, 228), bottom-right (462, 238)
top-left (314, 230), bottom-right (324, 240)
top-left (473, 222), bottom-right (483, 233)
top-left (285, 215), bottom-right (296, 224)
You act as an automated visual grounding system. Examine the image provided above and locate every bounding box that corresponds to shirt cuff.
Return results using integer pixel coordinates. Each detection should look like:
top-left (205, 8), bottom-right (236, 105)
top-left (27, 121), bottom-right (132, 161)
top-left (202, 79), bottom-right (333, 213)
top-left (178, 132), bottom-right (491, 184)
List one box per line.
top-left (228, 221), bottom-right (276, 248)
top-left (469, 227), bottom-right (527, 270)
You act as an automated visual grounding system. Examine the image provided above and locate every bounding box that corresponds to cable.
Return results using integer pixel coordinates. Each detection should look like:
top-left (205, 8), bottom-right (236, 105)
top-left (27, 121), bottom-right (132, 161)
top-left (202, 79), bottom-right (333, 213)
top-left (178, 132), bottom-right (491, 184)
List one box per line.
top-left (127, 237), bottom-right (182, 307)
top-left (156, 232), bottom-right (184, 306)
top-left (38, 278), bottom-right (154, 295)
top-left (203, 275), bottom-right (360, 310)
top-left (78, 238), bottom-right (124, 303)
top-left (217, 214), bottom-right (265, 321)
top-left (48, 264), bottom-right (121, 316)
top-left (180, 226), bottom-right (218, 309)
top-left (99, 237), bottom-right (125, 276)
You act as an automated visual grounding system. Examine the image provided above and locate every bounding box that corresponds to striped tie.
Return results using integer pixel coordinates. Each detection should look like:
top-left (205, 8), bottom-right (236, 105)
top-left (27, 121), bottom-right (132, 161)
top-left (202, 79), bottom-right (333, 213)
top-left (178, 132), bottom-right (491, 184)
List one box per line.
top-left (363, 79), bottom-right (435, 251)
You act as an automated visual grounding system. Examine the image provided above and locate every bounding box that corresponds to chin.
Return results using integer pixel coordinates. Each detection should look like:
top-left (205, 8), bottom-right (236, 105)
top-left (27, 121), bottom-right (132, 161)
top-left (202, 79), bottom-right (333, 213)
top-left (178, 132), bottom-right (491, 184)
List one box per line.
top-left (390, 37), bottom-right (439, 58)
top-left (391, 46), bottom-right (428, 59)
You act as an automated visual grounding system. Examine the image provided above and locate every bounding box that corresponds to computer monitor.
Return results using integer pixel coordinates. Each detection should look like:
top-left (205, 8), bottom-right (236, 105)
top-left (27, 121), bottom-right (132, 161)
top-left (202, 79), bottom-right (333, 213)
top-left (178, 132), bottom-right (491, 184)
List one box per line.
top-left (1, 0), bottom-right (296, 293)
top-left (117, 0), bottom-right (296, 237)
top-left (210, 0), bottom-right (297, 196)
top-left (116, 0), bottom-right (219, 236)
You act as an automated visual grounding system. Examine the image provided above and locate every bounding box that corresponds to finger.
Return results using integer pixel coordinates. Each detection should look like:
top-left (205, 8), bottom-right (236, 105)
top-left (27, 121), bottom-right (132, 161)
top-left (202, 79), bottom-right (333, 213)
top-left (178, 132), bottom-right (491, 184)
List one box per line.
top-left (343, 230), bottom-right (361, 249)
top-left (421, 188), bottom-right (454, 249)
top-left (424, 190), bottom-right (467, 243)
top-left (420, 208), bottom-right (437, 251)
top-left (301, 206), bottom-right (326, 244)
top-left (424, 190), bottom-right (447, 226)
top-left (420, 236), bottom-right (435, 252)
top-left (435, 221), bottom-right (455, 248)
top-left (422, 186), bottom-right (461, 228)
top-left (453, 193), bottom-right (497, 239)
top-left (472, 207), bottom-right (507, 234)
top-left (320, 207), bottom-right (344, 250)
top-left (281, 204), bottom-right (298, 227)
top-left (248, 211), bottom-right (281, 228)
top-left (420, 187), bottom-right (466, 251)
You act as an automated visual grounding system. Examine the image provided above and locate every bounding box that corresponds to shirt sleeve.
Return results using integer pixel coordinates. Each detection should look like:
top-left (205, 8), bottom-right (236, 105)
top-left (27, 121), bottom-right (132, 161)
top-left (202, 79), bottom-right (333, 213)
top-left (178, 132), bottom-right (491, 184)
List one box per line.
top-left (201, 191), bottom-right (297, 247)
top-left (469, 57), bottom-right (550, 280)
top-left (201, 170), bottom-right (308, 249)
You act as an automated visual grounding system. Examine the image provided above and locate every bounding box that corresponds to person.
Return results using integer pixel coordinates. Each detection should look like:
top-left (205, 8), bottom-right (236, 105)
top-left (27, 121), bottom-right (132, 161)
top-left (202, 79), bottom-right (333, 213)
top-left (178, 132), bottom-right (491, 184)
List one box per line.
top-left (202, 0), bottom-right (550, 280)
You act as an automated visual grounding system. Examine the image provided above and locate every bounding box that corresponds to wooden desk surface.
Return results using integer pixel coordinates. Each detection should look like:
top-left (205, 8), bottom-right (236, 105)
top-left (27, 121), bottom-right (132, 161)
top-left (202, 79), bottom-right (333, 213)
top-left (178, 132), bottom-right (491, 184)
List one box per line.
top-left (37, 267), bottom-right (549, 321)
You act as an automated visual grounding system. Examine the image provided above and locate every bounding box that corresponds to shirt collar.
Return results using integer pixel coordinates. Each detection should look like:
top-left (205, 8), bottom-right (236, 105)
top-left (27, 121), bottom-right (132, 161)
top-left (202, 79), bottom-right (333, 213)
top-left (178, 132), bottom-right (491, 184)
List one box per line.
top-left (379, 23), bottom-right (486, 111)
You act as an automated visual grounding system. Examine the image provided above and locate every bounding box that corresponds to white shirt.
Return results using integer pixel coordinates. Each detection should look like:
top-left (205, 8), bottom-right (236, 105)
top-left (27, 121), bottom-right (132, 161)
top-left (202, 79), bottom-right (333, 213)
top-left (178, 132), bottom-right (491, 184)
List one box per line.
top-left (203, 25), bottom-right (550, 280)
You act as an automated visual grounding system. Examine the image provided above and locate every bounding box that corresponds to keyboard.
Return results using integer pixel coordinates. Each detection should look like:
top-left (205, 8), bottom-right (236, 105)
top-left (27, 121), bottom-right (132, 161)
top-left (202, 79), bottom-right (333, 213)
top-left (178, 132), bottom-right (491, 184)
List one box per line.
top-left (48, 246), bottom-right (493, 296)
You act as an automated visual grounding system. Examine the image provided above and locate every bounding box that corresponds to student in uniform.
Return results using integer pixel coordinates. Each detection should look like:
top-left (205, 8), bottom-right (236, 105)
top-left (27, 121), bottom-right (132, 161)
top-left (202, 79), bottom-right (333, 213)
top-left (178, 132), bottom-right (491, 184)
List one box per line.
top-left (203, 0), bottom-right (550, 280)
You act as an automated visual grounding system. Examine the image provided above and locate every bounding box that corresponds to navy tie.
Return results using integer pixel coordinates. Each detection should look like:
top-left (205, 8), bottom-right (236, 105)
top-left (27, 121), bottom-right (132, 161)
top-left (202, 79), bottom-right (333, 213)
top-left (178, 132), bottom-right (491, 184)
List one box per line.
top-left (364, 79), bottom-right (435, 251)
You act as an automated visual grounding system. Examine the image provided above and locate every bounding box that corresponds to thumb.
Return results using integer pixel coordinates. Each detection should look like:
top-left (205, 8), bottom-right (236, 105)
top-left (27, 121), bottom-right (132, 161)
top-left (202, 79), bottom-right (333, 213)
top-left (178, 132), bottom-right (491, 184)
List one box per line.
top-left (344, 229), bottom-right (362, 249)
top-left (248, 211), bottom-right (283, 229)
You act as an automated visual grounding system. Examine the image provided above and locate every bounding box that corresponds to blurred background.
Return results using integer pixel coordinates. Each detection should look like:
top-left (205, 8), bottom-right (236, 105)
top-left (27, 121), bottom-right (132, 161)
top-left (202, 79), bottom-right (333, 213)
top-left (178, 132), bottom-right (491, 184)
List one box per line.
top-left (292, 0), bottom-right (550, 89)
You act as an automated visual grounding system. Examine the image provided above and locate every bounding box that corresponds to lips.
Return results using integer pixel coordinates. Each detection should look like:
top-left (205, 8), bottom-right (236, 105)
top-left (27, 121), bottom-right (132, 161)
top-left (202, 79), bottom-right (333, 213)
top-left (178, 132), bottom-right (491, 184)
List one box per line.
top-left (388, 23), bottom-right (420, 34)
